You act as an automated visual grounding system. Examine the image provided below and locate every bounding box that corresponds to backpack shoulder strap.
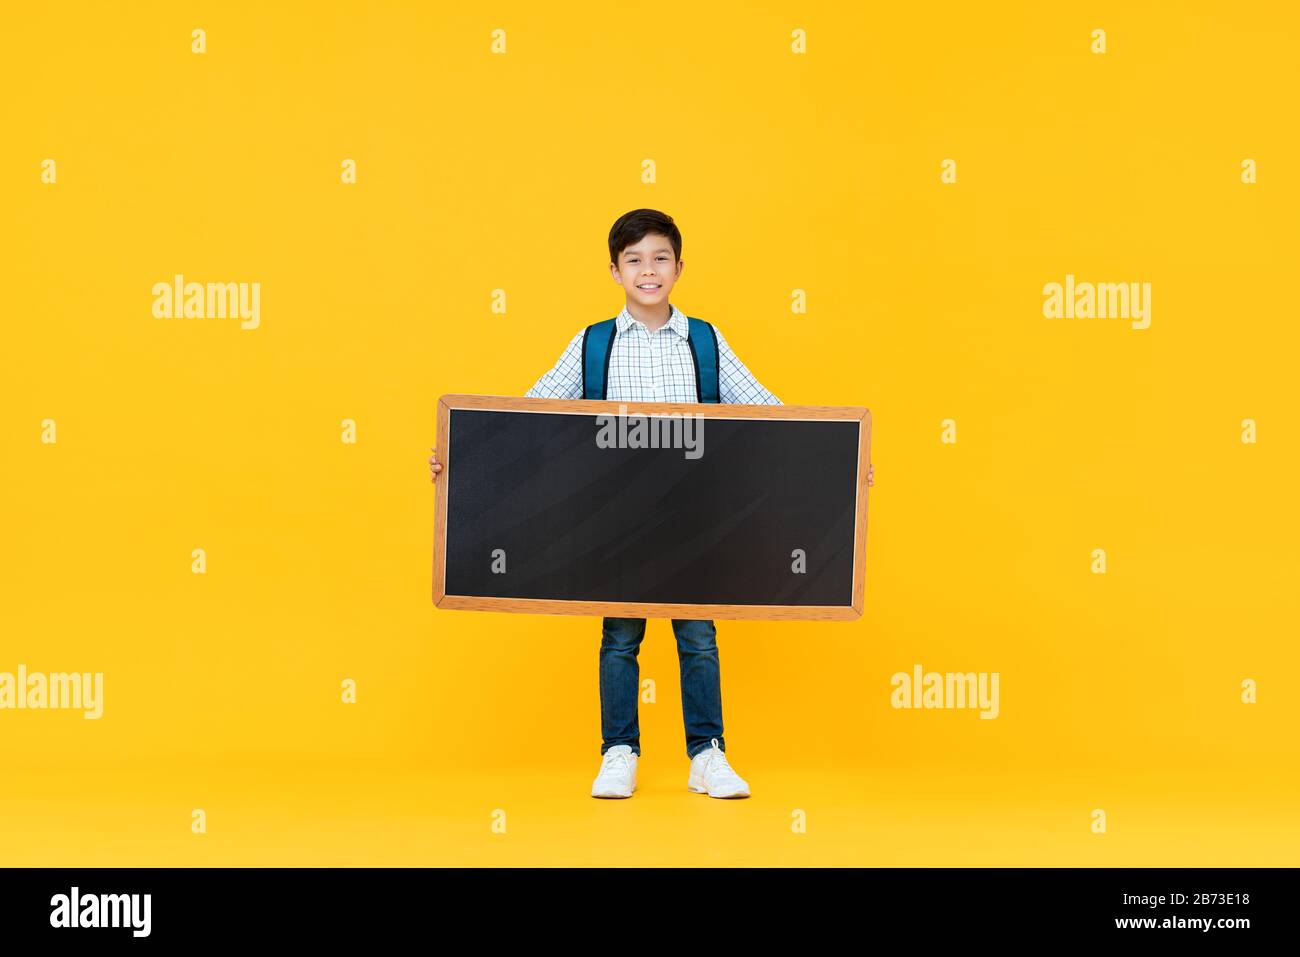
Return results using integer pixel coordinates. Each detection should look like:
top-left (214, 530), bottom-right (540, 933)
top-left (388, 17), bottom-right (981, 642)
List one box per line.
top-left (685, 316), bottom-right (720, 403)
top-left (581, 318), bottom-right (618, 399)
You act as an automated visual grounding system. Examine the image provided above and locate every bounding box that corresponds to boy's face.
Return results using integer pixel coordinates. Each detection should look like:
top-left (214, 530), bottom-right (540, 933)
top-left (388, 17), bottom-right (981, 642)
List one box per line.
top-left (610, 233), bottom-right (683, 307)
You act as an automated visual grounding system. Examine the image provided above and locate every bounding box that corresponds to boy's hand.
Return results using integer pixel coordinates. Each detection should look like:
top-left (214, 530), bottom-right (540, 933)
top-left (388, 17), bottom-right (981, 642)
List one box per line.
top-left (867, 463), bottom-right (874, 487)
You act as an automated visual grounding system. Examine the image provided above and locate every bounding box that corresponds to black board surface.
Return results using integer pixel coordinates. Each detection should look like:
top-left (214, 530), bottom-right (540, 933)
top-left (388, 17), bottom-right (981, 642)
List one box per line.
top-left (440, 406), bottom-right (864, 609)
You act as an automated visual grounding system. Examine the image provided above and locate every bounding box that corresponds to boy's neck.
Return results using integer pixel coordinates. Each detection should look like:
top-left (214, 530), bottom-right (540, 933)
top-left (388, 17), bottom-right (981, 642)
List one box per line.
top-left (626, 299), bottom-right (672, 332)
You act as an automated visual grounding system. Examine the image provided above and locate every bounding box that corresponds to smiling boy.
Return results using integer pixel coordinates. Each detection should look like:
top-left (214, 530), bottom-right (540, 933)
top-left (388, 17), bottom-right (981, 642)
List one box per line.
top-left (429, 208), bottom-right (871, 799)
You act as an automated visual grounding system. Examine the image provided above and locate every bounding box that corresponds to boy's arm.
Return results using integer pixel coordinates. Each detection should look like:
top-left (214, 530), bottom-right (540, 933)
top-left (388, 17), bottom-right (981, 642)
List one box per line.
top-left (524, 330), bottom-right (585, 399)
top-left (714, 327), bottom-right (782, 405)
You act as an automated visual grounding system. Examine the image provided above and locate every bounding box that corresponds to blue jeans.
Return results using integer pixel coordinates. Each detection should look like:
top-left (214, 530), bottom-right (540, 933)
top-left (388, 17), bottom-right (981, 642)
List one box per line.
top-left (599, 617), bottom-right (725, 759)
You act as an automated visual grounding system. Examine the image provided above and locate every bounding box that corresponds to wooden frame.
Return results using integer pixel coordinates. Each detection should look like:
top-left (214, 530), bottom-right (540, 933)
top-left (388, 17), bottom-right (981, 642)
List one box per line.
top-left (433, 394), bottom-right (871, 621)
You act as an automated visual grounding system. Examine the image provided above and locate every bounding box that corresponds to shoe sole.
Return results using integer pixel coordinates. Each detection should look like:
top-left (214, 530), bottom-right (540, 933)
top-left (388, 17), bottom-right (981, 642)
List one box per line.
top-left (591, 785), bottom-right (637, 799)
top-left (688, 782), bottom-right (750, 798)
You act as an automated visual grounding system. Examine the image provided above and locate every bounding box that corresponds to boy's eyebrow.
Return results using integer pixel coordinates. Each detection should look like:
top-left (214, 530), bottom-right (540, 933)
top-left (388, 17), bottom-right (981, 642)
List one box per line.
top-left (622, 248), bottom-right (673, 258)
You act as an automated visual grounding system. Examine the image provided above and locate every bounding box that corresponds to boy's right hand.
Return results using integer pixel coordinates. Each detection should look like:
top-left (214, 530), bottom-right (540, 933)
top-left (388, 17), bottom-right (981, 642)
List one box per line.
top-left (429, 447), bottom-right (443, 483)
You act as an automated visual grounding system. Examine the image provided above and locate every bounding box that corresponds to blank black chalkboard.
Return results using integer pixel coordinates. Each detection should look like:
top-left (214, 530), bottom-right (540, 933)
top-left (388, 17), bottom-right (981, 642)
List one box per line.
top-left (433, 395), bottom-right (870, 620)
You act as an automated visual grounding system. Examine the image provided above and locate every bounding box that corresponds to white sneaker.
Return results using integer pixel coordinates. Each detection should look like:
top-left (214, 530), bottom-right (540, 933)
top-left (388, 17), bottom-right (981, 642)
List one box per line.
top-left (591, 745), bottom-right (637, 798)
top-left (688, 738), bottom-right (750, 798)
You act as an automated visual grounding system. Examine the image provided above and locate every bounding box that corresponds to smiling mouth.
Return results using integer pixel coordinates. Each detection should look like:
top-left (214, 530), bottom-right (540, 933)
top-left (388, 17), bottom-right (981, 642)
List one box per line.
top-left (636, 284), bottom-right (661, 290)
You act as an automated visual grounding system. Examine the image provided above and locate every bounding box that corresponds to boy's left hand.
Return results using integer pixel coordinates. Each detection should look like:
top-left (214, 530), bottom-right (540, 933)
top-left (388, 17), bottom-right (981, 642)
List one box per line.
top-left (867, 463), bottom-right (874, 487)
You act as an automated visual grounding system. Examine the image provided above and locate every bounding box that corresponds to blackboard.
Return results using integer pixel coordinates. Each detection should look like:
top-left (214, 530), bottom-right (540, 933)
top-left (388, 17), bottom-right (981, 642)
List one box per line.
top-left (433, 395), bottom-right (871, 620)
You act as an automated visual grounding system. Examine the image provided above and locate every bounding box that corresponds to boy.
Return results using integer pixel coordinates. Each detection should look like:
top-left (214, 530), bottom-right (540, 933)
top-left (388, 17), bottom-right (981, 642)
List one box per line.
top-left (432, 209), bottom-right (825, 799)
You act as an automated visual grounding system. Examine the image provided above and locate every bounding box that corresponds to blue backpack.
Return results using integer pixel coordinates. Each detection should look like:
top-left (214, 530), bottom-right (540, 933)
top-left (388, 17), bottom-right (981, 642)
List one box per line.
top-left (581, 315), bottom-right (720, 403)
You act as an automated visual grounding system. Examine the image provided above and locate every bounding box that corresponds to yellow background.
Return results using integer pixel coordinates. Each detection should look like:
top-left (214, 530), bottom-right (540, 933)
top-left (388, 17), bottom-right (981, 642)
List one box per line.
top-left (2, 1), bottom-right (1296, 866)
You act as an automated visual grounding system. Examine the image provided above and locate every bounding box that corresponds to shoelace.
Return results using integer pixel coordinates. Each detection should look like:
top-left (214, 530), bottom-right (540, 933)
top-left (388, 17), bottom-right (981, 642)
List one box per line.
top-left (599, 751), bottom-right (631, 777)
top-left (700, 747), bottom-right (734, 778)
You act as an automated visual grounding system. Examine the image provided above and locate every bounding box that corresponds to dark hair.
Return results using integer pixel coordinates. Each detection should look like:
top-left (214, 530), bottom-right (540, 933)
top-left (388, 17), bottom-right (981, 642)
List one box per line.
top-left (608, 208), bottom-right (682, 265)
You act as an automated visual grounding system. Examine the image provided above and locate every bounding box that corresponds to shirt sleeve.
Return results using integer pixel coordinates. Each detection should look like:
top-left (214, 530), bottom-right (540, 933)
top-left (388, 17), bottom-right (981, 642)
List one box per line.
top-left (714, 326), bottom-right (782, 405)
top-left (524, 329), bottom-right (585, 399)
